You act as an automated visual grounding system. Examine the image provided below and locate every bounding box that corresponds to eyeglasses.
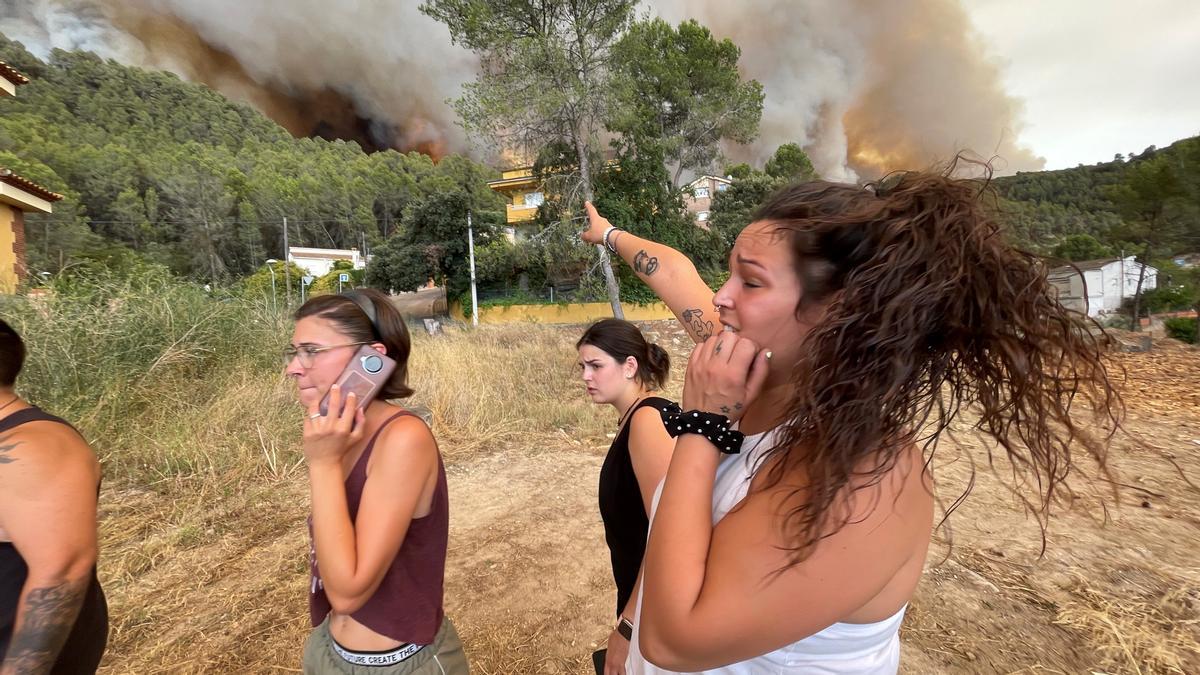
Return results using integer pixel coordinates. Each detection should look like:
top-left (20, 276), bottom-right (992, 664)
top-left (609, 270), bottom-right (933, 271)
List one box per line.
top-left (283, 342), bottom-right (370, 369)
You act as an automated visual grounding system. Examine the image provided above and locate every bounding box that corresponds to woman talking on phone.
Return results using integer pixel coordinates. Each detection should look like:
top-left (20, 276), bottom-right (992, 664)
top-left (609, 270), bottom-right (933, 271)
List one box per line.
top-left (581, 164), bottom-right (1122, 673)
top-left (286, 289), bottom-right (469, 675)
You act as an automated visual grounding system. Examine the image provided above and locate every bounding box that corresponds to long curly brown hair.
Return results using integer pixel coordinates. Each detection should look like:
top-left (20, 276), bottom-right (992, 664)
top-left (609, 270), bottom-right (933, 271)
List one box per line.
top-left (754, 158), bottom-right (1124, 564)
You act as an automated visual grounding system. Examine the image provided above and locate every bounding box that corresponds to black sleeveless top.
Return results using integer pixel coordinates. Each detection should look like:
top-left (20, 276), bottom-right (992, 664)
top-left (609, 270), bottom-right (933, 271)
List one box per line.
top-left (597, 396), bottom-right (674, 618)
top-left (0, 406), bottom-right (108, 673)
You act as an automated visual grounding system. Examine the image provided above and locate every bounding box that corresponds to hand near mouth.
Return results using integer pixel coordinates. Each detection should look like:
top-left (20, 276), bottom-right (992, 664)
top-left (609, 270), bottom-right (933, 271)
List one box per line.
top-left (681, 333), bottom-right (771, 421)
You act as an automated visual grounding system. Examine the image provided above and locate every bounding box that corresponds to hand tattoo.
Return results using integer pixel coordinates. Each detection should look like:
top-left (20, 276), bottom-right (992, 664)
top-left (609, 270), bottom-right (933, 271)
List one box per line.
top-left (0, 434), bottom-right (20, 464)
top-left (682, 309), bottom-right (714, 341)
top-left (714, 341), bottom-right (723, 354)
top-left (633, 249), bottom-right (660, 276)
top-left (3, 578), bottom-right (89, 673)
top-left (720, 405), bottom-right (730, 414)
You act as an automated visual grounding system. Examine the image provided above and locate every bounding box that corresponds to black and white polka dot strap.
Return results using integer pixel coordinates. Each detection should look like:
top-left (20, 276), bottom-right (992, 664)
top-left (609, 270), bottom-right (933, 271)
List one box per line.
top-left (661, 404), bottom-right (744, 454)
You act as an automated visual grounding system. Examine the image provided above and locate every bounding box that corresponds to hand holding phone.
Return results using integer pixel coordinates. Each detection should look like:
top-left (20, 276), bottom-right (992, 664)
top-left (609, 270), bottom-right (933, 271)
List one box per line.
top-left (319, 345), bottom-right (397, 416)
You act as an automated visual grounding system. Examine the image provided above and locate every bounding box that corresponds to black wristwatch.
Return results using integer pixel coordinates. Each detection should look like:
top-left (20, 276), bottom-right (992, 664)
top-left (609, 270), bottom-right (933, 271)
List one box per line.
top-left (616, 616), bottom-right (633, 641)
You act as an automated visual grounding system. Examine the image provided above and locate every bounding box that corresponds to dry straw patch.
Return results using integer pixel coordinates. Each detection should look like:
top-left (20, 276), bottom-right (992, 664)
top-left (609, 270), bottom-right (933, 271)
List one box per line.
top-left (1055, 579), bottom-right (1200, 674)
top-left (407, 323), bottom-right (619, 458)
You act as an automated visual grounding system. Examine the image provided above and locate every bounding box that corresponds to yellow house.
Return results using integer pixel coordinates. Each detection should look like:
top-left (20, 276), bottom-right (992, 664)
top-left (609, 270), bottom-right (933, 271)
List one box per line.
top-left (0, 169), bottom-right (61, 292)
top-left (486, 166), bottom-right (543, 235)
top-left (1, 62), bottom-right (64, 292)
top-left (486, 160), bottom-right (622, 237)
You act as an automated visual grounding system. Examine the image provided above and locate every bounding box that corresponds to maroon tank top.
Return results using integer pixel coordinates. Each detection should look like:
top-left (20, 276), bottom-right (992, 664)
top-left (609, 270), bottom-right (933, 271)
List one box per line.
top-left (308, 410), bottom-right (449, 645)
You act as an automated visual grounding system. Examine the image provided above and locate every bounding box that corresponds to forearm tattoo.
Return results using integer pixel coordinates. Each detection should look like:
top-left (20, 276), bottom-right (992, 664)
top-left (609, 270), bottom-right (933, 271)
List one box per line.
top-left (3, 578), bottom-right (88, 674)
top-left (0, 434), bottom-right (20, 464)
top-left (633, 249), bottom-right (660, 276)
top-left (682, 309), bottom-right (714, 340)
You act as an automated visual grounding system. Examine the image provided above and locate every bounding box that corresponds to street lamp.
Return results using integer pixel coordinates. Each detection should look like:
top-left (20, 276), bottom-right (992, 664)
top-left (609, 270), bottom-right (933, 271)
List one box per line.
top-left (265, 259), bottom-right (279, 315)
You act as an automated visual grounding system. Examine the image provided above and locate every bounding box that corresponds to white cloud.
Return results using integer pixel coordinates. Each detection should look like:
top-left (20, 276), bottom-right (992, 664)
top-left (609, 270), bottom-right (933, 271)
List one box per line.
top-left (962, 0), bottom-right (1200, 168)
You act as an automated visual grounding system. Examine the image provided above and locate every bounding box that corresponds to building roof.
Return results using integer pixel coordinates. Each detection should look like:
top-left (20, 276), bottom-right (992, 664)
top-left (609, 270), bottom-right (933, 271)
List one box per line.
top-left (487, 173), bottom-right (539, 190)
top-left (685, 175), bottom-right (733, 189)
top-left (1068, 258), bottom-right (1121, 271)
top-left (0, 168), bottom-right (64, 203)
top-left (289, 246), bottom-right (361, 258)
top-left (0, 62), bottom-right (30, 87)
top-left (1050, 257), bottom-right (1159, 275)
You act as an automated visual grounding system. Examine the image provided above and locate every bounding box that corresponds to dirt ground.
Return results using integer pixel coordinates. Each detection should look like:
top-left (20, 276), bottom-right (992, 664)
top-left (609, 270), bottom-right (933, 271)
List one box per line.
top-left (93, 323), bottom-right (1200, 674)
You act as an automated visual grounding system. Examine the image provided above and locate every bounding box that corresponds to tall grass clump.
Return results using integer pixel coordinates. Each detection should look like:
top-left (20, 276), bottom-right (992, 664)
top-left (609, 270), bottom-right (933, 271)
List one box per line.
top-left (1, 268), bottom-right (674, 483)
top-left (407, 323), bottom-right (624, 458)
top-left (0, 268), bottom-right (299, 484)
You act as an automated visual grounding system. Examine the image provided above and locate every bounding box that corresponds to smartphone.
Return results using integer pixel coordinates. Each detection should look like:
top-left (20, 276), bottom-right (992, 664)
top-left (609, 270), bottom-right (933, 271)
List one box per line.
top-left (318, 345), bottom-right (397, 416)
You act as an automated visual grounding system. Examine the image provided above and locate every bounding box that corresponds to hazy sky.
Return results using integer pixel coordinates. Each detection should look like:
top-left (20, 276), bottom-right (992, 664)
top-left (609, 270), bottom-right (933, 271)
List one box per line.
top-left (962, 0), bottom-right (1200, 169)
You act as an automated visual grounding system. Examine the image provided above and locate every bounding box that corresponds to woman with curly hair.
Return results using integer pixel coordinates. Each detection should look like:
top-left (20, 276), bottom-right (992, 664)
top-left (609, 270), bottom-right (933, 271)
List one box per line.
top-left (581, 163), bottom-right (1122, 674)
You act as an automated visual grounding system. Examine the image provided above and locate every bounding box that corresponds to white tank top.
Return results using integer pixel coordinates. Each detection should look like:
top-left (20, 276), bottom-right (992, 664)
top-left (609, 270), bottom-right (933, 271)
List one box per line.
top-left (627, 427), bottom-right (905, 675)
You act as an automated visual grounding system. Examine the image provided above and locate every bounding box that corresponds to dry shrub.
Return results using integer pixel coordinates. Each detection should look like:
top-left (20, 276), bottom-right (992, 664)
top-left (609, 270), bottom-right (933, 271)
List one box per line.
top-left (1055, 578), bottom-right (1200, 674)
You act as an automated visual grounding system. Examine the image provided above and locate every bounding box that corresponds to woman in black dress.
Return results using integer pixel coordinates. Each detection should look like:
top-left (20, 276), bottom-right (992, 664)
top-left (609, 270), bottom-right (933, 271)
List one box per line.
top-left (577, 319), bottom-right (676, 675)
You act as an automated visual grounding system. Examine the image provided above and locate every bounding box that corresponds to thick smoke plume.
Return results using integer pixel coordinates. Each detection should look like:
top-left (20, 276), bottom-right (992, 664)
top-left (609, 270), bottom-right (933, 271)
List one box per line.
top-left (1, 0), bottom-right (1044, 176)
top-left (1, 0), bottom-right (474, 156)
top-left (651, 0), bottom-right (1045, 178)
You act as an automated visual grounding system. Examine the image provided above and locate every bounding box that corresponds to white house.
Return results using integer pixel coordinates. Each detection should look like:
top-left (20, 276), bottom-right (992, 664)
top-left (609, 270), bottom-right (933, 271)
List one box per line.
top-left (1048, 256), bottom-right (1158, 317)
top-left (288, 246), bottom-right (367, 278)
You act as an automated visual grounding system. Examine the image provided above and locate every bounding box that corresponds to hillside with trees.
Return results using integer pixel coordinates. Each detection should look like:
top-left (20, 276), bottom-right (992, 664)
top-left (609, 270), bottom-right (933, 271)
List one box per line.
top-left (0, 33), bottom-right (504, 286)
top-left (2, 27), bottom-right (1197, 321)
top-left (995, 139), bottom-right (1200, 259)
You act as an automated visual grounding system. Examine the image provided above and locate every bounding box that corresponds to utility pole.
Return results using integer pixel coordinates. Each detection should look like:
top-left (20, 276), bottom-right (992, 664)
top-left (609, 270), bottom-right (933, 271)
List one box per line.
top-left (467, 211), bottom-right (479, 327)
top-left (283, 216), bottom-right (292, 308)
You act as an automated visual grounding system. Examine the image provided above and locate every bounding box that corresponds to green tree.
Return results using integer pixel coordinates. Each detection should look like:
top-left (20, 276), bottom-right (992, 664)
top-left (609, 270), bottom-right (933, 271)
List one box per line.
top-left (708, 171), bottom-right (786, 248)
top-left (157, 145), bottom-right (238, 283)
top-left (764, 143), bottom-right (817, 182)
top-left (241, 261), bottom-right (307, 309)
top-left (364, 190), bottom-right (502, 297)
top-left (724, 163), bottom-right (753, 180)
top-left (1050, 234), bottom-right (1115, 261)
top-left (310, 260), bottom-right (365, 295)
top-left (419, 0), bottom-right (636, 316)
top-left (608, 17), bottom-right (763, 188)
top-left (474, 237), bottom-right (541, 292)
top-left (1104, 155), bottom-right (1188, 330)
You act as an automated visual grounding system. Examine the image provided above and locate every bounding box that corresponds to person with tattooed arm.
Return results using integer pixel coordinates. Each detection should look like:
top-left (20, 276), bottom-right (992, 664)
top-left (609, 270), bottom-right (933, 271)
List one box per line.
top-left (582, 163), bottom-right (1122, 674)
top-left (594, 217), bottom-right (720, 345)
top-left (0, 319), bottom-right (107, 674)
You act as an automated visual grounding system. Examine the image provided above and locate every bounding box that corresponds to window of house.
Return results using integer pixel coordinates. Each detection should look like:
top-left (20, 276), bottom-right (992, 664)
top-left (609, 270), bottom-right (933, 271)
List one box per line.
top-left (716, 182), bottom-right (729, 192)
top-left (697, 211), bottom-right (710, 222)
top-left (693, 186), bottom-right (710, 199)
top-left (524, 191), bottom-right (544, 207)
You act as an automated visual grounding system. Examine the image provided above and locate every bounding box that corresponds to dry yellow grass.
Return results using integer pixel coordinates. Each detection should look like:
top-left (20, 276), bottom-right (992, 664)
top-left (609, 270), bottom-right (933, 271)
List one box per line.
top-left (1055, 579), bottom-right (1200, 674)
